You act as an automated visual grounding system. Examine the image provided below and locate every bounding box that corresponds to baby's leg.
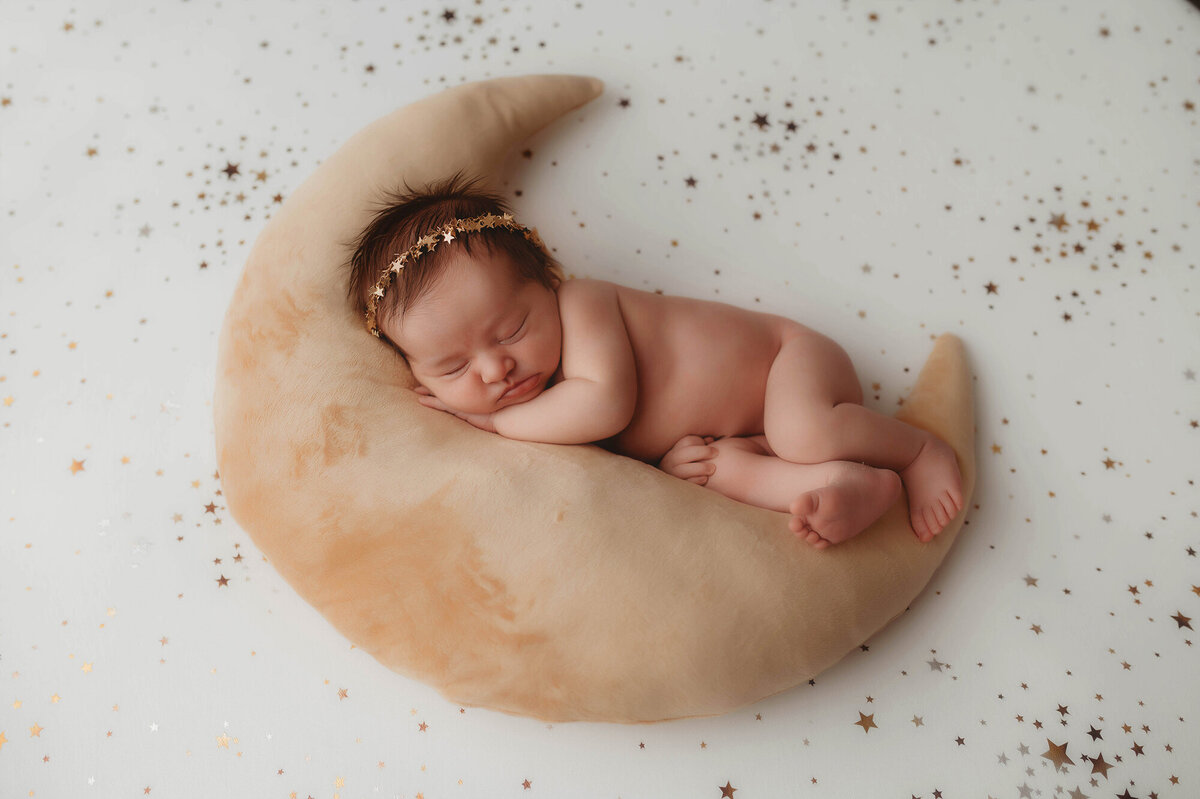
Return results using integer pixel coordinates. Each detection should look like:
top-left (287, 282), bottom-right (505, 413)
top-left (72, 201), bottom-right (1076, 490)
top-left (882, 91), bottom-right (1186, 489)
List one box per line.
top-left (703, 436), bottom-right (901, 549)
top-left (762, 331), bottom-right (964, 542)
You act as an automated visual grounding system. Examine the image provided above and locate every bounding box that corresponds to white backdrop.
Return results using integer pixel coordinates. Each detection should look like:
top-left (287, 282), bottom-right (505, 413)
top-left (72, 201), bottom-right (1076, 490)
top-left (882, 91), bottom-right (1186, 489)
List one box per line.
top-left (2, 1), bottom-right (1198, 797)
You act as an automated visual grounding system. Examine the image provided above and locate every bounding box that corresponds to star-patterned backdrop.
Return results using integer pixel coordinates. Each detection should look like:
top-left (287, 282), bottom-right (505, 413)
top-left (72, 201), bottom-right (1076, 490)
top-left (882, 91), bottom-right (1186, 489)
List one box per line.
top-left (2, 0), bottom-right (1197, 797)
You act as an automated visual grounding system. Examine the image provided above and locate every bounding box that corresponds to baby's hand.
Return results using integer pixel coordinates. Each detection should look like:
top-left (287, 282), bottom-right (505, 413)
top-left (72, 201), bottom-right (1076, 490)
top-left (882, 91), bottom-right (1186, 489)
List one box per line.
top-left (414, 387), bottom-right (497, 433)
top-left (658, 435), bottom-right (718, 486)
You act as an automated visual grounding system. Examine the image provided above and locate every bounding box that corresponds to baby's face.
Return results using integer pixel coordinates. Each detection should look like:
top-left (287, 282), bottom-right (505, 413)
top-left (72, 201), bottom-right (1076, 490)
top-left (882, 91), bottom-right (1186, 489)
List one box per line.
top-left (382, 246), bottom-right (561, 416)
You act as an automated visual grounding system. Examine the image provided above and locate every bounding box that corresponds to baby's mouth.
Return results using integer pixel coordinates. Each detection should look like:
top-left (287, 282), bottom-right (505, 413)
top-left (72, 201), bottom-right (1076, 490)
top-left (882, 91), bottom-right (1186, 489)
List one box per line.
top-left (500, 373), bottom-right (540, 400)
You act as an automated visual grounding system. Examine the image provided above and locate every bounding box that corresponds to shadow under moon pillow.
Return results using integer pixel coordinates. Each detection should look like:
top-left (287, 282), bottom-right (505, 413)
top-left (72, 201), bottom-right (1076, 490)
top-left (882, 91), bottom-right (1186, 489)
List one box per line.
top-left (212, 73), bottom-right (977, 723)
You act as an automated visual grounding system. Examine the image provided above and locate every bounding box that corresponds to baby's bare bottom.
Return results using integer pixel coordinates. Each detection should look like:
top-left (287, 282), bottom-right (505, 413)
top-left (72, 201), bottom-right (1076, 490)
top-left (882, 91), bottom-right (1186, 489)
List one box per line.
top-left (702, 436), bottom-right (902, 548)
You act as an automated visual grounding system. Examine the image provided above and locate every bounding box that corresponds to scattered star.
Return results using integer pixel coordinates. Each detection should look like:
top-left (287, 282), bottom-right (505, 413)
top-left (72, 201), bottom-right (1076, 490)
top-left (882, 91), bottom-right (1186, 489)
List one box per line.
top-left (854, 712), bottom-right (877, 733)
top-left (1088, 752), bottom-right (1112, 778)
top-left (1042, 739), bottom-right (1075, 770)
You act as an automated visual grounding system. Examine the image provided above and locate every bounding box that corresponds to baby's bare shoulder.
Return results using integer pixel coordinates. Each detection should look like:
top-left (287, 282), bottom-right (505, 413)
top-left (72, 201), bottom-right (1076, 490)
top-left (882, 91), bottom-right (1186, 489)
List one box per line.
top-left (556, 277), bottom-right (621, 318)
top-left (555, 278), bottom-right (634, 379)
top-left (558, 276), bottom-right (619, 296)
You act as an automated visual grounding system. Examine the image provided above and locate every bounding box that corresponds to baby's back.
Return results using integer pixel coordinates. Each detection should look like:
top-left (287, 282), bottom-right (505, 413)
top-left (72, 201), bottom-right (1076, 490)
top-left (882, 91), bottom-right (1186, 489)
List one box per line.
top-left (595, 281), bottom-right (798, 463)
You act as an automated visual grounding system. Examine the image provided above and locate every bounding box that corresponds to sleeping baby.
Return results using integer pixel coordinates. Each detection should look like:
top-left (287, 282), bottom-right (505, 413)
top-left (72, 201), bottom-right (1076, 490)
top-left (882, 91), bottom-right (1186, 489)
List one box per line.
top-left (349, 173), bottom-right (964, 549)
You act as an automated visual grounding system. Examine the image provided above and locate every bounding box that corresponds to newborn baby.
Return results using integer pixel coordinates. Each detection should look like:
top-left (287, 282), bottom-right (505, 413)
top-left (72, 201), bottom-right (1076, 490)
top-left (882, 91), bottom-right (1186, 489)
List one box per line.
top-left (350, 173), bottom-right (964, 548)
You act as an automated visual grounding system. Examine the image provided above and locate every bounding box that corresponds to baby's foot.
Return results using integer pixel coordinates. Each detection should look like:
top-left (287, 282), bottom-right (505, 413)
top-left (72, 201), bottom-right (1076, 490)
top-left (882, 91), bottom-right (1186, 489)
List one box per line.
top-left (789, 463), bottom-right (902, 549)
top-left (899, 435), bottom-right (964, 542)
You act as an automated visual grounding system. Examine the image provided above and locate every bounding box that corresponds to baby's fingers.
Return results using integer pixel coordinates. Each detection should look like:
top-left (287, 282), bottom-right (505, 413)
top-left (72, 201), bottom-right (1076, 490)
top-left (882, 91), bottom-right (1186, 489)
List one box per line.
top-left (417, 395), bottom-right (447, 412)
top-left (675, 461), bottom-right (717, 481)
top-left (683, 444), bottom-right (718, 462)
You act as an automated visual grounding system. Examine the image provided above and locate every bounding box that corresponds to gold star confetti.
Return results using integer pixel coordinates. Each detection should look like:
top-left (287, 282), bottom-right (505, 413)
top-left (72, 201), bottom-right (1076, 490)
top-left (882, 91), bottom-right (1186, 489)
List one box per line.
top-left (854, 712), bottom-right (877, 733)
top-left (1042, 739), bottom-right (1075, 770)
top-left (1088, 751), bottom-right (1112, 778)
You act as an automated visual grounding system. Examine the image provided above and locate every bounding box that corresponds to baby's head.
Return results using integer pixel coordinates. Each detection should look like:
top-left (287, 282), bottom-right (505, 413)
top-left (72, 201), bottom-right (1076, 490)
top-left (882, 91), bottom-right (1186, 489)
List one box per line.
top-left (348, 172), bottom-right (565, 414)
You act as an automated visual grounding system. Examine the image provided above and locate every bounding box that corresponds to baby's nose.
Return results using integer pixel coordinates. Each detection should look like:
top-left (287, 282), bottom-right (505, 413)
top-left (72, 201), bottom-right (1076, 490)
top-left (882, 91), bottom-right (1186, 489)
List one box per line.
top-left (482, 354), bottom-right (516, 383)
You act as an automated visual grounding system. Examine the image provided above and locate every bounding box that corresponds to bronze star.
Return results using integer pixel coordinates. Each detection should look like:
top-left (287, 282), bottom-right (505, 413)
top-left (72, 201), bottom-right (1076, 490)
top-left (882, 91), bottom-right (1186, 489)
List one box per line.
top-left (1042, 739), bottom-right (1075, 771)
top-left (1088, 752), bottom-right (1112, 778)
top-left (854, 712), bottom-right (877, 733)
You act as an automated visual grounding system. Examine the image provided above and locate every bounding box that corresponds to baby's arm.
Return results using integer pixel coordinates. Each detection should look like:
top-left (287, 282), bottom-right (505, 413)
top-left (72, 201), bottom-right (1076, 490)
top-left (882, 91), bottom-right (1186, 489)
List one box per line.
top-left (493, 279), bottom-right (636, 444)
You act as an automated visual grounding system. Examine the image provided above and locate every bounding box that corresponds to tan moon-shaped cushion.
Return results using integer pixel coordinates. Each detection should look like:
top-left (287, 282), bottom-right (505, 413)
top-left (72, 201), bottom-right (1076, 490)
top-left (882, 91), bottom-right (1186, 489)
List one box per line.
top-left (213, 74), bottom-right (976, 723)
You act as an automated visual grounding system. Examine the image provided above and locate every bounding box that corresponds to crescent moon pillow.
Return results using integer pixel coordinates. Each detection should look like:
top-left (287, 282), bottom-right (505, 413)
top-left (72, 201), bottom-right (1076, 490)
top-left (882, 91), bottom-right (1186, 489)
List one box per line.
top-left (212, 74), bottom-right (977, 723)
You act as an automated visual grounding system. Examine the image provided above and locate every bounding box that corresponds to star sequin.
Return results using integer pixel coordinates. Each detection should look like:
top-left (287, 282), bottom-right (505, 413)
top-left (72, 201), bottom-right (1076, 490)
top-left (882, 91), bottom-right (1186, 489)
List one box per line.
top-left (1042, 739), bottom-right (1075, 770)
top-left (854, 712), bottom-right (877, 733)
top-left (1088, 752), bottom-right (1112, 778)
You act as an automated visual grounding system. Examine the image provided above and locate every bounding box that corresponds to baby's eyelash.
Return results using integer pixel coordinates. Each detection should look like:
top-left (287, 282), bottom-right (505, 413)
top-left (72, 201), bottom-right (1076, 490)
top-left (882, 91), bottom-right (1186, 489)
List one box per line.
top-left (502, 321), bottom-right (525, 342)
top-left (441, 318), bottom-right (526, 376)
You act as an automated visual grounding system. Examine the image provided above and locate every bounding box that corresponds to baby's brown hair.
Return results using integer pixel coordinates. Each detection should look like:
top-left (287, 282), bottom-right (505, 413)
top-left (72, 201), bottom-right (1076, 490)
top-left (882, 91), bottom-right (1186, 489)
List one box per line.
top-left (346, 171), bottom-right (564, 353)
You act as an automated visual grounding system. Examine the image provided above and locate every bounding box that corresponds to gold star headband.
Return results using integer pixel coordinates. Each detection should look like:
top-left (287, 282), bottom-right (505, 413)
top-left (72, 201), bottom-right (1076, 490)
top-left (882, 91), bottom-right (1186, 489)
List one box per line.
top-left (364, 212), bottom-right (545, 338)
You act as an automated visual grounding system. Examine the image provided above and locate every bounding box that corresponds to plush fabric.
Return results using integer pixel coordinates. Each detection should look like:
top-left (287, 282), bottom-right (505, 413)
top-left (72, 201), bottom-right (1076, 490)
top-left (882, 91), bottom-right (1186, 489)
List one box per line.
top-left (212, 74), bottom-right (977, 723)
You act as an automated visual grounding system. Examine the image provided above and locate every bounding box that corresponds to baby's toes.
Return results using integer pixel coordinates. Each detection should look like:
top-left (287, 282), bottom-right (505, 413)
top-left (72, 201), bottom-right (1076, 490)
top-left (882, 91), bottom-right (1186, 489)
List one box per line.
top-left (931, 500), bottom-right (950, 529)
top-left (925, 505), bottom-right (946, 536)
top-left (938, 492), bottom-right (959, 522)
top-left (911, 511), bottom-right (932, 542)
top-left (946, 488), bottom-right (964, 514)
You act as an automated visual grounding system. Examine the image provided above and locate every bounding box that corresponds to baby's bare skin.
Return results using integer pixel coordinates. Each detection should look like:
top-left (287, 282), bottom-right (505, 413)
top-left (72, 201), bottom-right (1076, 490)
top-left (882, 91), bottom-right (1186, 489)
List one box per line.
top-left (392, 248), bottom-right (964, 548)
top-left (603, 282), bottom-right (962, 545)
